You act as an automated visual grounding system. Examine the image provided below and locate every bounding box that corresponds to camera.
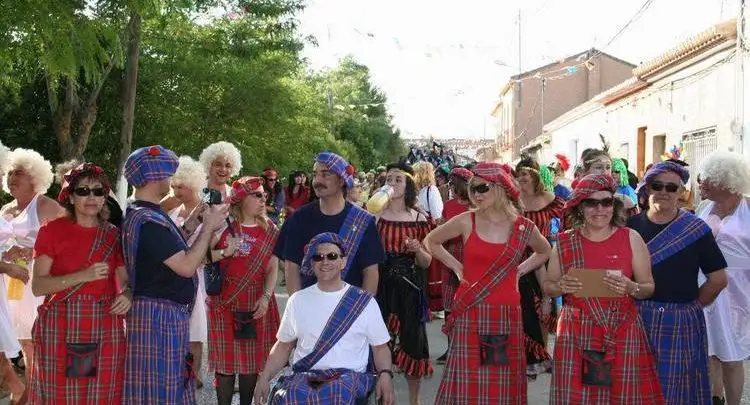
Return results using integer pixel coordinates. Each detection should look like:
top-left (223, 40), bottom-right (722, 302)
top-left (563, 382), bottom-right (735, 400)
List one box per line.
top-left (201, 188), bottom-right (223, 205)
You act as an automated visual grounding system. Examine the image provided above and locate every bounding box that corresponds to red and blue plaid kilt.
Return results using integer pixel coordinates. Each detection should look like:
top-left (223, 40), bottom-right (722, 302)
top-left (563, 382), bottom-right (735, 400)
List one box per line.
top-left (550, 299), bottom-right (665, 405)
top-left (435, 303), bottom-right (526, 405)
top-left (272, 368), bottom-right (375, 405)
top-left (123, 298), bottom-right (195, 405)
top-left (637, 300), bottom-right (711, 405)
top-left (207, 285), bottom-right (280, 375)
top-left (30, 294), bottom-right (126, 405)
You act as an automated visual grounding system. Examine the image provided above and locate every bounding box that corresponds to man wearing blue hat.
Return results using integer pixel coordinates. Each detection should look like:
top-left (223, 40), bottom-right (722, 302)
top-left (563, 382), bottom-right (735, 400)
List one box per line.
top-left (121, 145), bottom-right (228, 405)
top-left (275, 152), bottom-right (384, 295)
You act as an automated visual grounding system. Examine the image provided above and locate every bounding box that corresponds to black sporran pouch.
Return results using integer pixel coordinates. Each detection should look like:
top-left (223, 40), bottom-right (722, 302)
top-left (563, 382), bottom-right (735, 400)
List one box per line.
top-left (65, 342), bottom-right (98, 378)
top-left (581, 350), bottom-right (613, 386)
top-left (233, 311), bottom-right (257, 340)
top-left (479, 334), bottom-right (509, 366)
top-left (307, 372), bottom-right (341, 390)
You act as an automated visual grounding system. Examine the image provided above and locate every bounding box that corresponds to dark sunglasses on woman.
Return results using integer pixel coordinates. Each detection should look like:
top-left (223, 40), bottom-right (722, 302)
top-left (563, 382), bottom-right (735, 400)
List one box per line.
top-left (649, 181), bottom-right (680, 193)
top-left (312, 253), bottom-right (343, 262)
top-left (73, 187), bottom-right (107, 197)
top-left (470, 183), bottom-right (491, 194)
top-left (580, 197), bottom-right (615, 208)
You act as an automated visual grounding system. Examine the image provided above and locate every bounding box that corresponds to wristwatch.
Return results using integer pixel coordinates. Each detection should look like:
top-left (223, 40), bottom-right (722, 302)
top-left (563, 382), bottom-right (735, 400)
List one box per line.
top-left (377, 369), bottom-right (394, 379)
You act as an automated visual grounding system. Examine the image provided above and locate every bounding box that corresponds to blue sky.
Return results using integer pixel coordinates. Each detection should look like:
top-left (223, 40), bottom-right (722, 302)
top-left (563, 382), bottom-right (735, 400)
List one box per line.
top-left (297, 0), bottom-right (732, 139)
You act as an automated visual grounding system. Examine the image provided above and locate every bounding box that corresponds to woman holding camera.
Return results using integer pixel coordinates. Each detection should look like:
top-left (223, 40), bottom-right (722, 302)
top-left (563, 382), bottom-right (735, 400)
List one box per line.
top-left (207, 176), bottom-right (280, 405)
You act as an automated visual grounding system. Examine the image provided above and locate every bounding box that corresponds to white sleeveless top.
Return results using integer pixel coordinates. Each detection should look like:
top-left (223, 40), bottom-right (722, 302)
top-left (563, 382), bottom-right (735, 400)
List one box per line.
top-left (3, 194), bottom-right (45, 339)
top-left (698, 198), bottom-right (750, 361)
top-left (0, 216), bottom-right (22, 356)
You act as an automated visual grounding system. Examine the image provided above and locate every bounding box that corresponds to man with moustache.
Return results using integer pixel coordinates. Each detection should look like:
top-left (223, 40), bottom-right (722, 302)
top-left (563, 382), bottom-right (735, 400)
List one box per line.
top-left (276, 152), bottom-right (384, 295)
top-left (121, 145), bottom-right (228, 405)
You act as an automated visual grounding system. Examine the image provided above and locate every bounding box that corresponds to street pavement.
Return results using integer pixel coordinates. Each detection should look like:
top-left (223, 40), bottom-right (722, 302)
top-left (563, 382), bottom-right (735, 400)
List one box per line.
top-left (195, 285), bottom-right (750, 405)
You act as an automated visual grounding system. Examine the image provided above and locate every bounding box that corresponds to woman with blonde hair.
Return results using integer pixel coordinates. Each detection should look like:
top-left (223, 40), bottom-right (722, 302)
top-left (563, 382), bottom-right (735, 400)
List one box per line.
top-left (166, 156), bottom-right (209, 388)
top-left (1, 148), bottom-right (64, 387)
top-left (208, 176), bottom-right (280, 405)
top-left (413, 161), bottom-right (443, 222)
top-left (426, 162), bottom-right (550, 405)
top-left (696, 151), bottom-right (750, 405)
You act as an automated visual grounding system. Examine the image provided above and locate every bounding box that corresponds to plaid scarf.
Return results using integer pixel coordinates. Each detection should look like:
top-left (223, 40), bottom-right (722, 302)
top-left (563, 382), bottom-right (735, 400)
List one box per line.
top-left (293, 286), bottom-right (372, 372)
top-left (122, 203), bottom-right (196, 298)
top-left (45, 222), bottom-right (120, 305)
top-left (217, 220), bottom-right (279, 309)
top-left (299, 204), bottom-right (372, 280)
top-left (442, 216), bottom-right (534, 335)
top-left (646, 210), bottom-right (709, 266)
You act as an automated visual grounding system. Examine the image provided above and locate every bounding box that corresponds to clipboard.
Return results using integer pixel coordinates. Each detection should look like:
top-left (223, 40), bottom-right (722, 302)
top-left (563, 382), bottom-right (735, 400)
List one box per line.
top-left (567, 268), bottom-right (623, 298)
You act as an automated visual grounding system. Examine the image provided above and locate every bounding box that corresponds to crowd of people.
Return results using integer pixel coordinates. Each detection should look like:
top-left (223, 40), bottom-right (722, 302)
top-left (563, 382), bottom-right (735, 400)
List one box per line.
top-left (0, 138), bottom-right (747, 405)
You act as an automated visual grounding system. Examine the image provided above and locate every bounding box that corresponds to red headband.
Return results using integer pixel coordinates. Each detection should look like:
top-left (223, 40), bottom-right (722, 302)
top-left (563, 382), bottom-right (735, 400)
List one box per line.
top-left (263, 169), bottom-right (278, 179)
top-left (230, 176), bottom-right (264, 204)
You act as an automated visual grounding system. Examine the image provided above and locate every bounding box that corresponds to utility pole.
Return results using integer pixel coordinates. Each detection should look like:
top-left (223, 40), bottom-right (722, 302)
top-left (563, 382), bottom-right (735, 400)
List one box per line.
top-left (518, 9), bottom-right (522, 74)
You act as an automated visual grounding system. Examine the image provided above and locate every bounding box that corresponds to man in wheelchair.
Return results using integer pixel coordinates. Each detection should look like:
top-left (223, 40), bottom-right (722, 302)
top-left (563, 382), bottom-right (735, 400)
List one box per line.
top-left (254, 233), bottom-right (396, 405)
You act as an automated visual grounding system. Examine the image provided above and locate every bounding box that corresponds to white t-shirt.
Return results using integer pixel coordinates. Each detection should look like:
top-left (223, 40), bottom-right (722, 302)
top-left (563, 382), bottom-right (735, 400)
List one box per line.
top-left (418, 185), bottom-right (444, 220)
top-left (277, 284), bottom-right (390, 372)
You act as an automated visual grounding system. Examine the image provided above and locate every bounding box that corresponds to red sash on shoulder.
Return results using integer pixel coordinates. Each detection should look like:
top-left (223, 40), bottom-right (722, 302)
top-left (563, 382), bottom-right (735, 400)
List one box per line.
top-left (45, 222), bottom-right (120, 306)
top-left (443, 216), bottom-right (534, 334)
top-left (214, 219), bottom-right (279, 309)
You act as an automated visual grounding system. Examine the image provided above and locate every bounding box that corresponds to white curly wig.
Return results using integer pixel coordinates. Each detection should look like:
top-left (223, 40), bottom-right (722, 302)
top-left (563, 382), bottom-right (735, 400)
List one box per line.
top-left (3, 148), bottom-right (54, 194)
top-left (199, 141), bottom-right (242, 177)
top-left (172, 156), bottom-right (207, 196)
top-left (698, 151), bottom-right (750, 195)
top-left (0, 141), bottom-right (9, 177)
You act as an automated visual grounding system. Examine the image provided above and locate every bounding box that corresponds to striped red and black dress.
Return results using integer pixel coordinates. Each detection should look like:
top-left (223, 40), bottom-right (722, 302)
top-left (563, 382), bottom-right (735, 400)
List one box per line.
top-left (207, 223), bottom-right (280, 375)
top-left (30, 218), bottom-right (126, 405)
top-left (519, 195), bottom-right (564, 375)
top-left (376, 217), bottom-right (433, 378)
top-left (440, 198), bottom-right (470, 315)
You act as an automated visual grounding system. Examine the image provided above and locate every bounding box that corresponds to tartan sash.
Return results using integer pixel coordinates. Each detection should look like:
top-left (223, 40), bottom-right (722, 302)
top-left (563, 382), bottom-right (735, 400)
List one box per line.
top-left (44, 222), bottom-right (120, 306)
top-left (557, 229), bottom-right (638, 362)
top-left (122, 203), bottom-right (195, 295)
top-left (443, 216), bottom-right (534, 334)
top-left (214, 220), bottom-right (279, 310)
top-left (292, 286), bottom-right (372, 372)
top-left (299, 203), bottom-right (372, 279)
top-left (646, 210), bottom-right (709, 266)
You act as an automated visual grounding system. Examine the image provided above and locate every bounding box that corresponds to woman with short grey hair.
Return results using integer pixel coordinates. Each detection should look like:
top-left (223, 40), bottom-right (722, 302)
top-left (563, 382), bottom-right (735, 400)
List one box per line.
top-left (697, 151), bottom-right (750, 405)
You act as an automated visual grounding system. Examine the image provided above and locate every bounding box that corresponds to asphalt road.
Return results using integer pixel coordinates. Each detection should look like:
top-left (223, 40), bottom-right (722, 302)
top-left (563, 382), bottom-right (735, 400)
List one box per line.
top-left (193, 285), bottom-right (750, 405)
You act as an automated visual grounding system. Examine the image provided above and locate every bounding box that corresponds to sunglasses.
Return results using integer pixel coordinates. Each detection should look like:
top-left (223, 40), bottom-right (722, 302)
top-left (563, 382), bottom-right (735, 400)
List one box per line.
top-left (252, 192), bottom-right (267, 199)
top-left (581, 197), bottom-right (615, 208)
top-left (73, 186), bottom-right (106, 197)
top-left (312, 252), bottom-right (343, 262)
top-left (470, 183), bottom-right (492, 194)
top-left (650, 181), bottom-right (680, 193)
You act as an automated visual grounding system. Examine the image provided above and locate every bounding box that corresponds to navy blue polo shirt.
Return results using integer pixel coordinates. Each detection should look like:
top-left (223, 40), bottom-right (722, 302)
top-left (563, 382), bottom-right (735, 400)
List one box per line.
top-left (275, 200), bottom-right (385, 288)
top-left (129, 201), bottom-right (195, 305)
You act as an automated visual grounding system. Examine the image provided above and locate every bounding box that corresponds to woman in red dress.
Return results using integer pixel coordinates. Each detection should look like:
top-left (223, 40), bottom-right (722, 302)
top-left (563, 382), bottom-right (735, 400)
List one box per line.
top-left (544, 174), bottom-right (663, 405)
top-left (426, 162), bottom-right (550, 405)
top-left (284, 170), bottom-right (310, 217)
top-left (435, 166), bottom-right (474, 364)
top-left (30, 163), bottom-right (131, 405)
top-left (207, 176), bottom-right (280, 405)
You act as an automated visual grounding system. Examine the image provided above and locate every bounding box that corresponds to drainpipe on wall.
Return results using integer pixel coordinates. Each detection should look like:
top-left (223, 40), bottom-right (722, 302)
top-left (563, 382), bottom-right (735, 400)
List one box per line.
top-left (738, 0), bottom-right (750, 153)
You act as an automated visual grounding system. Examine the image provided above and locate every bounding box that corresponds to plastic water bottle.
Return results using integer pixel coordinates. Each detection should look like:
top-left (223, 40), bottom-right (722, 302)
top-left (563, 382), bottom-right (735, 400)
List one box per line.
top-left (365, 185), bottom-right (393, 214)
top-left (7, 259), bottom-right (26, 301)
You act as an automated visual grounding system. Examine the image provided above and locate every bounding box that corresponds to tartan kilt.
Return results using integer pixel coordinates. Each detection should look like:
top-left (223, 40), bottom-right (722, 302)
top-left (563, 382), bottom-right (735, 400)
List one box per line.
top-left (206, 285), bottom-right (280, 375)
top-left (271, 369), bottom-right (375, 405)
top-left (550, 301), bottom-right (665, 405)
top-left (435, 302), bottom-right (526, 405)
top-left (123, 298), bottom-right (195, 405)
top-left (637, 300), bottom-right (711, 405)
top-left (29, 294), bottom-right (126, 405)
